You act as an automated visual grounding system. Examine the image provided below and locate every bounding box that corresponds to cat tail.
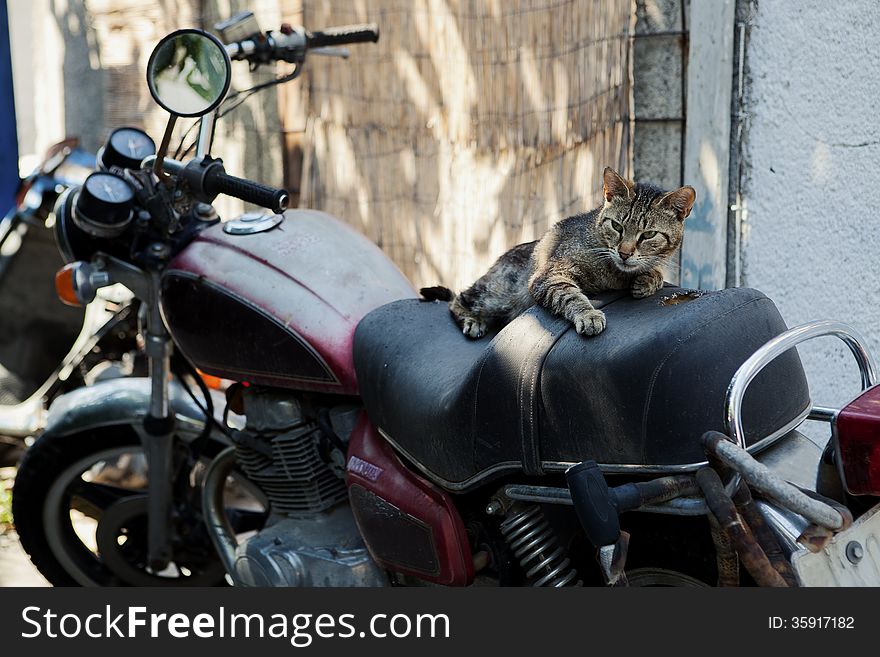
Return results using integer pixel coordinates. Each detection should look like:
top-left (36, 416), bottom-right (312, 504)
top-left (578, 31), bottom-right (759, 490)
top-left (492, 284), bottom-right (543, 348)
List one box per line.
top-left (419, 285), bottom-right (455, 302)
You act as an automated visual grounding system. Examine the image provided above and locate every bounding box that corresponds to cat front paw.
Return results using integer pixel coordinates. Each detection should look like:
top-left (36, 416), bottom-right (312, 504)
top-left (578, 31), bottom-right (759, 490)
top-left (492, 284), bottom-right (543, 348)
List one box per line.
top-left (462, 317), bottom-right (488, 339)
top-left (572, 309), bottom-right (606, 336)
top-left (632, 270), bottom-right (664, 299)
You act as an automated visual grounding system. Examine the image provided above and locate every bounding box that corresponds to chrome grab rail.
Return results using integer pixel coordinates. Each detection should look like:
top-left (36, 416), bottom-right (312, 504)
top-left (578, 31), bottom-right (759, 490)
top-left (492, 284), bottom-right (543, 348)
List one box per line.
top-left (807, 406), bottom-right (838, 422)
top-left (723, 320), bottom-right (876, 493)
top-left (725, 319), bottom-right (877, 448)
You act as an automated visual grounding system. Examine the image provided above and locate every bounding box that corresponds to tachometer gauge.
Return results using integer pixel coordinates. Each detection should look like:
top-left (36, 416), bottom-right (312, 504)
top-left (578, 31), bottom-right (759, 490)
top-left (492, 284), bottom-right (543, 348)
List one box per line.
top-left (98, 127), bottom-right (156, 171)
top-left (73, 172), bottom-right (136, 238)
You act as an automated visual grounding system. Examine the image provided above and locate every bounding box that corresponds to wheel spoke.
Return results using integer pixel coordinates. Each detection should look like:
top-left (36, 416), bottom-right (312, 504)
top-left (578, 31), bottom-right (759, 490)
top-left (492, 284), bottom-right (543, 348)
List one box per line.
top-left (68, 480), bottom-right (143, 518)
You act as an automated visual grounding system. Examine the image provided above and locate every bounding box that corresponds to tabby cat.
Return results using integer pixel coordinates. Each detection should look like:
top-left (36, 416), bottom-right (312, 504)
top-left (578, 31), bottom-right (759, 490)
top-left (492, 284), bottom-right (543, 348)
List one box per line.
top-left (421, 167), bottom-right (696, 338)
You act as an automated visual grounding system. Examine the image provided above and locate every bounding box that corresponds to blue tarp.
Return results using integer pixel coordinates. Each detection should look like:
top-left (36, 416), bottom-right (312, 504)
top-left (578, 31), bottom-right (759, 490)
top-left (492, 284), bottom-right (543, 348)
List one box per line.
top-left (0, 1), bottom-right (19, 211)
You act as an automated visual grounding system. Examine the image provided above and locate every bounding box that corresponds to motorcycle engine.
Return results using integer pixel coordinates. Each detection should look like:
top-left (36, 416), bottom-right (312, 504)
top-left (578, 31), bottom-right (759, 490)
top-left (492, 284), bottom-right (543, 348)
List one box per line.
top-left (229, 386), bottom-right (386, 586)
top-left (234, 387), bottom-right (349, 517)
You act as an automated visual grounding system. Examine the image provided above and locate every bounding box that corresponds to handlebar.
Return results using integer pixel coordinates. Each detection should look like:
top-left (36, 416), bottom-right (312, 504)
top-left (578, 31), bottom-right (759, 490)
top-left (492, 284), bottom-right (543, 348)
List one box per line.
top-left (153, 155), bottom-right (289, 214)
top-left (225, 23), bottom-right (379, 66)
top-left (203, 167), bottom-right (289, 214)
top-left (305, 24), bottom-right (380, 48)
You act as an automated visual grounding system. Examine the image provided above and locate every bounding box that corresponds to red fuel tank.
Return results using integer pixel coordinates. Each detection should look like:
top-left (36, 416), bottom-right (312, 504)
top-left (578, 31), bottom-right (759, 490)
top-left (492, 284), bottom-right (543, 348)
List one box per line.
top-left (160, 210), bottom-right (416, 394)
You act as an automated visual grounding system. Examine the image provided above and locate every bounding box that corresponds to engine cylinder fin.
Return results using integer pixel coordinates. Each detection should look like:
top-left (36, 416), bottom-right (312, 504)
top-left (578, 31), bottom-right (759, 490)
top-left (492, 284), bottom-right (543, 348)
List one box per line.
top-left (235, 421), bottom-right (347, 517)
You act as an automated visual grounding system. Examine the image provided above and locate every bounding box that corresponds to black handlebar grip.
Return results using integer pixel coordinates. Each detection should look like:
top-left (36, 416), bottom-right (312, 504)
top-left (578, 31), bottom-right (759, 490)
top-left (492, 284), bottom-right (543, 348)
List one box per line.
top-left (203, 168), bottom-right (289, 214)
top-left (306, 23), bottom-right (380, 48)
top-left (565, 460), bottom-right (621, 548)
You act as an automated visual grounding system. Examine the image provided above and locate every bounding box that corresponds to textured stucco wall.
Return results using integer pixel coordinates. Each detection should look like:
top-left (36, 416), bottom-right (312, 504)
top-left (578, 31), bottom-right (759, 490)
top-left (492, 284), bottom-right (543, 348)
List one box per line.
top-left (742, 0), bottom-right (880, 411)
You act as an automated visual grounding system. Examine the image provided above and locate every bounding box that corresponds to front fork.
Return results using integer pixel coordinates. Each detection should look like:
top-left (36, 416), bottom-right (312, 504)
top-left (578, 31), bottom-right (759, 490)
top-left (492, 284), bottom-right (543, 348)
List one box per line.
top-left (105, 259), bottom-right (178, 571)
top-left (141, 276), bottom-right (176, 570)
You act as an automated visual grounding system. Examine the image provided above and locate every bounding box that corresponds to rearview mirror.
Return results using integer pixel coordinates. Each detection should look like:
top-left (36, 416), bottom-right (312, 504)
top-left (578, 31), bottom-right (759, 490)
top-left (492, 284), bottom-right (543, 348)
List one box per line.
top-left (147, 29), bottom-right (231, 118)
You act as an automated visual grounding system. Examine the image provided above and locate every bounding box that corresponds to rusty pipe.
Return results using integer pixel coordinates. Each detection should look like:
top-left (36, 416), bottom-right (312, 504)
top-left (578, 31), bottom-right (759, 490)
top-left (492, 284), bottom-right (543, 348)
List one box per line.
top-left (628, 475), bottom-right (700, 507)
top-left (733, 483), bottom-right (798, 586)
top-left (797, 524), bottom-right (835, 553)
top-left (703, 431), bottom-right (845, 531)
top-left (696, 467), bottom-right (788, 587)
top-left (796, 486), bottom-right (853, 530)
top-left (708, 513), bottom-right (739, 587)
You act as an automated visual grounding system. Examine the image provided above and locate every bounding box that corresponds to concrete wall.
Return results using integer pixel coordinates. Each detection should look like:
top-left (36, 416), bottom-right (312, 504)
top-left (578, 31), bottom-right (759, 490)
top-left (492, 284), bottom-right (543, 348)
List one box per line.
top-left (741, 0), bottom-right (880, 409)
top-left (632, 0), bottom-right (689, 285)
top-left (8, 0), bottom-right (67, 172)
top-left (632, 0), bottom-right (686, 191)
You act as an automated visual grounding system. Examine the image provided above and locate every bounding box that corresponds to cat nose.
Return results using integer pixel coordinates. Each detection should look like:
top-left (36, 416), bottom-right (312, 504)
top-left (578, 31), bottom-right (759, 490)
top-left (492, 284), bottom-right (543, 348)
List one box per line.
top-left (618, 248), bottom-right (634, 261)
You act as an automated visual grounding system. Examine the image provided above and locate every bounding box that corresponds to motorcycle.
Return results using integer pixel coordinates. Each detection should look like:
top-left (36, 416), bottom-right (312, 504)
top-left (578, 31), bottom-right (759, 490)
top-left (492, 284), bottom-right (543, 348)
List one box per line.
top-left (0, 138), bottom-right (139, 464)
top-left (13, 16), bottom-right (880, 587)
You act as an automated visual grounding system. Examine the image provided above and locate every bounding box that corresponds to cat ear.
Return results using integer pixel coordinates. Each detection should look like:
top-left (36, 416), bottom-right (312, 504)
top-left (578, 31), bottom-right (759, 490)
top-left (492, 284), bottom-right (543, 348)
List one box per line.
top-left (656, 186), bottom-right (696, 220)
top-left (603, 167), bottom-right (633, 202)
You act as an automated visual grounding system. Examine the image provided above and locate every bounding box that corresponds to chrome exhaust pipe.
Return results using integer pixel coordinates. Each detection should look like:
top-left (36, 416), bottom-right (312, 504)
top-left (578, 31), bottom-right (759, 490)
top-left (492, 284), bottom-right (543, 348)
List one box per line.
top-left (201, 446), bottom-right (240, 583)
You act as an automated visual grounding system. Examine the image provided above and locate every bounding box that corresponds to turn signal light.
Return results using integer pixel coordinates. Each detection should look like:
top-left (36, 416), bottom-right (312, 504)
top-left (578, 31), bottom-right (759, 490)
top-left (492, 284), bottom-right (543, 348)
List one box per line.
top-left (55, 264), bottom-right (82, 306)
top-left (197, 369), bottom-right (224, 390)
top-left (835, 384), bottom-right (880, 496)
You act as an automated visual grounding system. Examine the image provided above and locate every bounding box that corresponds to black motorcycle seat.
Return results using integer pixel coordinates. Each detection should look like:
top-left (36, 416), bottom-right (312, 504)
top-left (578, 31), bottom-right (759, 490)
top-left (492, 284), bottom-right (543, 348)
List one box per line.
top-left (352, 286), bottom-right (810, 491)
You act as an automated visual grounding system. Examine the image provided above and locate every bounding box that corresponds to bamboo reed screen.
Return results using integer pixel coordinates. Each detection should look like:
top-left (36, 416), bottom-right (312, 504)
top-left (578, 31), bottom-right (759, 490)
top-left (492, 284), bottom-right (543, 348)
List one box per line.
top-left (300, 0), bottom-right (634, 289)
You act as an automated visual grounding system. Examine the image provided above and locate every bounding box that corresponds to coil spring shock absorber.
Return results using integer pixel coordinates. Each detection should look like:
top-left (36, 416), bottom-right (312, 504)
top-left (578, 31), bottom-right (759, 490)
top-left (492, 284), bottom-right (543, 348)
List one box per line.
top-left (500, 504), bottom-right (581, 587)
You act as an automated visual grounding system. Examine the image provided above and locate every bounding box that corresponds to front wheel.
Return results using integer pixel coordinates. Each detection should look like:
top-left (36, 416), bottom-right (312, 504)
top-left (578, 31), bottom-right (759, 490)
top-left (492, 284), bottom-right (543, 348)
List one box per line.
top-left (626, 567), bottom-right (710, 587)
top-left (13, 426), bottom-right (243, 586)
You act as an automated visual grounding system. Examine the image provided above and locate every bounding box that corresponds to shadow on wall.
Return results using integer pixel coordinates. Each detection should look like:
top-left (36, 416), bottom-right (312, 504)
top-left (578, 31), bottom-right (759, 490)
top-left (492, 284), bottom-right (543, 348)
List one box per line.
top-left (48, 0), bottom-right (196, 151)
top-left (300, 0), bottom-right (634, 289)
top-left (200, 0), bottom-right (286, 214)
top-left (50, 0), bottom-right (104, 152)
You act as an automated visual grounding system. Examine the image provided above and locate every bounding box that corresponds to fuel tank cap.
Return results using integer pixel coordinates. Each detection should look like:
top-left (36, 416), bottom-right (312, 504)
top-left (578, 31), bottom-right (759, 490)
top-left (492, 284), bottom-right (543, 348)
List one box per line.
top-left (223, 211), bottom-right (285, 235)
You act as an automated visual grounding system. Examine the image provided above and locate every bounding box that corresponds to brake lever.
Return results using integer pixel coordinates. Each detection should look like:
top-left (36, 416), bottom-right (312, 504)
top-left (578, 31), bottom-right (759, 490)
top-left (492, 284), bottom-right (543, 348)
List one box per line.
top-left (310, 46), bottom-right (350, 59)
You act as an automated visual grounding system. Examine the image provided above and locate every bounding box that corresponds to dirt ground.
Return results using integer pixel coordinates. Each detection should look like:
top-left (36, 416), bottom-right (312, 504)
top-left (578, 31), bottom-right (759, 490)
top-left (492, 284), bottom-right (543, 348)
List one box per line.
top-left (0, 466), bottom-right (49, 586)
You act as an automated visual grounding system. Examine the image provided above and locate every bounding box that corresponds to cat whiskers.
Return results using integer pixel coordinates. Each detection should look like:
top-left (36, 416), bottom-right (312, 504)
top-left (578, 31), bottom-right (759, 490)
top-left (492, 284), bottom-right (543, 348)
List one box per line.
top-left (643, 254), bottom-right (680, 272)
top-left (586, 247), bottom-right (617, 262)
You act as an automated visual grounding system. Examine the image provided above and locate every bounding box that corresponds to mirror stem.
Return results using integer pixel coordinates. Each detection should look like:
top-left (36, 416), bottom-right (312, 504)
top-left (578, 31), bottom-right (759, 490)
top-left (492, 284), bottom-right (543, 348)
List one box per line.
top-left (153, 114), bottom-right (178, 180)
top-left (196, 111), bottom-right (217, 160)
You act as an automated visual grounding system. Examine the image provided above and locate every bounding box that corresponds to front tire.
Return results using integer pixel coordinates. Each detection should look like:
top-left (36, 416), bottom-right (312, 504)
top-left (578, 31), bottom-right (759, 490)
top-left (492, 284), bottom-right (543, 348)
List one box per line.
top-left (13, 426), bottom-right (228, 586)
top-left (626, 567), bottom-right (710, 587)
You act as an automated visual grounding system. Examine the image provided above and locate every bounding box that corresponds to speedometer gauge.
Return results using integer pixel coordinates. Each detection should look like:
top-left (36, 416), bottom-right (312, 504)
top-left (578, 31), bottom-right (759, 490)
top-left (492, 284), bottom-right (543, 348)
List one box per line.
top-left (98, 127), bottom-right (156, 171)
top-left (73, 172), bottom-right (136, 238)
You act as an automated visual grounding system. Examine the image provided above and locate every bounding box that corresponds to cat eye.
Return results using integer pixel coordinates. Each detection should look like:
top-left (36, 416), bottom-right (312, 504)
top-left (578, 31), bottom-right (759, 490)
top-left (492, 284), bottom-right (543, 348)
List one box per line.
top-left (608, 220), bottom-right (623, 233)
top-left (641, 230), bottom-right (658, 239)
